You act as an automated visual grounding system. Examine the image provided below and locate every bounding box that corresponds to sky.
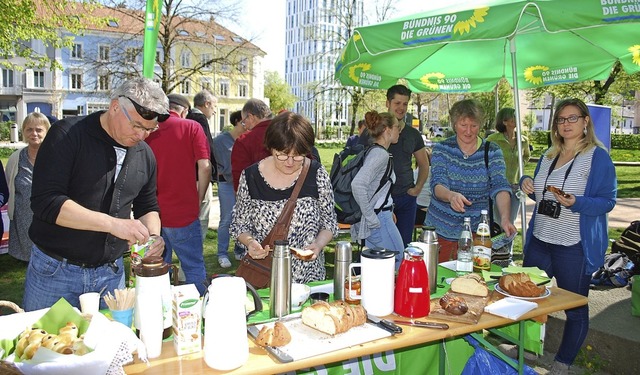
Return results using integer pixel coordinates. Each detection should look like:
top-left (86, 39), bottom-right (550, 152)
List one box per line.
top-left (219, 0), bottom-right (467, 77)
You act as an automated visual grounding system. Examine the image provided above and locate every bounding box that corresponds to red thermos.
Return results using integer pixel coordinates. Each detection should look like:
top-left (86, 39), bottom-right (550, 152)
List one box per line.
top-left (394, 246), bottom-right (430, 318)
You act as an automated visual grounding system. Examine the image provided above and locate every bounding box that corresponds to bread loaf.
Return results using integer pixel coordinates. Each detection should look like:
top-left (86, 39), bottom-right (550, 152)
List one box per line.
top-left (439, 293), bottom-right (469, 315)
top-left (255, 322), bottom-right (292, 347)
top-left (499, 273), bottom-right (546, 297)
top-left (301, 301), bottom-right (367, 335)
top-left (450, 274), bottom-right (489, 297)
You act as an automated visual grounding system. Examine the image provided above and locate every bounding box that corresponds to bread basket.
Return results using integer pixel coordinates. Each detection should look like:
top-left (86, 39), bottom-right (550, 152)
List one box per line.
top-left (0, 301), bottom-right (24, 315)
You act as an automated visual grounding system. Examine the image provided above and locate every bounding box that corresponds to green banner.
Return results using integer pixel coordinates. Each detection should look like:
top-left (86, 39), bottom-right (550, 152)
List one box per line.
top-left (142, 0), bottom-right (161, 79)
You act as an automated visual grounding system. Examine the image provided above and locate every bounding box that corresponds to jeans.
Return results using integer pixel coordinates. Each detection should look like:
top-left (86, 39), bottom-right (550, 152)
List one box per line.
top-left (217, 181), bottom-right (236, 259)
top-left (392, 192), bottom-right (418, 247)
top-left (23, 246), bottom-right (125, 311)
top-left (365, 210), bottom-right (405, 270)
top-left (162, 219), bottom-right (207, 295)
top-left (524, 236), bottom-right (590, 365)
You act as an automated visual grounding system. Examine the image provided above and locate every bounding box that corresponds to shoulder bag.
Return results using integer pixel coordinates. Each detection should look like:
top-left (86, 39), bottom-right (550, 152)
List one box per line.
top-left (235, 158), bottom-right (310, 289)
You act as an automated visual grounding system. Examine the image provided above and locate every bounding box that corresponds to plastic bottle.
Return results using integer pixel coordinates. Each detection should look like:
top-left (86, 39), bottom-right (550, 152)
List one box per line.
top-left (456, 217), bottom-right (473, 275)
top-left (473, 210), bottom-right (492, 272)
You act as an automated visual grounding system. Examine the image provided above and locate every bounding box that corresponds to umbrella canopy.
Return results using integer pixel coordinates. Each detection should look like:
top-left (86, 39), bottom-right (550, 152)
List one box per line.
top-left (335, 0), bottom-right (640, 93)
top-left (335, 0), bottom-right (640, 243)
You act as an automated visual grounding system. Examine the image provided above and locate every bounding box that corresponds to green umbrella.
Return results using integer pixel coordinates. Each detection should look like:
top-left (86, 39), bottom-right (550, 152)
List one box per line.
top-left (335, 0), bottom-right (640, 93)
top-left (335, 0), bottom-right (640, 244)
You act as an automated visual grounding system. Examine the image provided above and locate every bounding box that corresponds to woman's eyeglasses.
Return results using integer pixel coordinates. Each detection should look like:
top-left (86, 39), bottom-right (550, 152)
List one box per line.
top-left (274, 153), bottom-right (304, 162)
top-left (120, 96), bottom-right (169, 122)
top-left (555, 115), bottom-right (585, 124)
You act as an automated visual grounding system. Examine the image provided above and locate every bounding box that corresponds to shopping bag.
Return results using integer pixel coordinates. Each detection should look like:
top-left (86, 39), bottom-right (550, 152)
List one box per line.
top-left (461, 336), bottom-right (537, 375)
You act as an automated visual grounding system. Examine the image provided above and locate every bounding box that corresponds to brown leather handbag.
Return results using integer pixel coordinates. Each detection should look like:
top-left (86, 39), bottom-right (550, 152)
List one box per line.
top-left (235, 158), bottom-right (310, 289)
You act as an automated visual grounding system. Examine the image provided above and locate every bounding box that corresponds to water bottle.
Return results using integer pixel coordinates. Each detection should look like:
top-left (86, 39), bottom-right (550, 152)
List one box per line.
top-left (457, 217), bottom-right (473, 275)
top-left (269, 240), bottom-right (291, 318)
top-left (334, 241), bottom-right (352, 301)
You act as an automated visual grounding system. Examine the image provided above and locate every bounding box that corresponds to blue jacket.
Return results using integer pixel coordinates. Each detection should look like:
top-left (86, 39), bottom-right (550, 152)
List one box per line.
top-left (521, 146), bottom-right (617, 275)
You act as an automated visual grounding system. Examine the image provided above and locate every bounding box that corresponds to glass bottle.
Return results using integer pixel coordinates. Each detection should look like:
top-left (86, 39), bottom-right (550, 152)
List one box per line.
top-left (473, 210), bottom-right (492, 272)
top-left (456, 217), bottom-right (473, 275)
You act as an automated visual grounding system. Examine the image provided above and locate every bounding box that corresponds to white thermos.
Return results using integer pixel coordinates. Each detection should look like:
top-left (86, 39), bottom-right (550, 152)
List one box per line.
top-left (348, 248), bottom-right (396, 316)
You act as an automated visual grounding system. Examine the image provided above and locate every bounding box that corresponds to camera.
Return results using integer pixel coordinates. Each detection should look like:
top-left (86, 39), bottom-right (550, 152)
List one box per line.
top-left (537, 199), bottom-right (561, 218)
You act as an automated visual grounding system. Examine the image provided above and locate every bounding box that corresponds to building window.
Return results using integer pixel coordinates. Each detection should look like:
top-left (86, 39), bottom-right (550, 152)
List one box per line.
top-left (2, 69), bottom-right (14, 87)
top-left (201, 53), bottom-right (212, 69)
top-left (181, 52), bottom-right (191, 68)
top-left (71, 43), bottom-right (82, 59)
top-left (33, 71), bottom-right (45, 88)
top-left (99, 45), bottom-right (110, 61)
top-left (201, 78), bottom-right (212, 92)
top-left (219, 81), bottom-right (229, 97)
top-left (125, 48), bottom-right (139, 64)
top-left (238, 82), bottom-right (248, 97)
top-left (71, 73), bottom-right (83, 90)
top-left (238, 57), bottom-right (248, 73)
top-left (181, 79), bottom-right (191, 94)
top-left (98, 73), bottom-right (109, 91)
top-left (221, 62), bottom-right (230, 72)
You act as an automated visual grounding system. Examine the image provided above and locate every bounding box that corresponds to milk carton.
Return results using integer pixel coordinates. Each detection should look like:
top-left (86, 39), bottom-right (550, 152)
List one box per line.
top-left (172, 284), bottom-right (202, 355)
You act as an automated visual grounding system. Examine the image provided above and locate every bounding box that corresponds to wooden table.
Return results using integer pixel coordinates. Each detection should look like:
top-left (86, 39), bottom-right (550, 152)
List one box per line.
top-left (124, 287), bottom-right (587, 374)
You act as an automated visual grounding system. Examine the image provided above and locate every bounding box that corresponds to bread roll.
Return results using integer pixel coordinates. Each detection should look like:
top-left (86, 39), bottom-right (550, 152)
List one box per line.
top-left (58, 322), bottom-right (79, 338)
top-left (291, 247), bottom-right (315, 261)
top-left (499, 273), bottom-right (546, 297)
top-left (439, 293), bottom-right (469, 315)
top-left (301, 301), bottom-right (367, 335)
top-left (255, 322), bottom-right (292, 347)
top-left (450, 274), bottom-right (489, 297)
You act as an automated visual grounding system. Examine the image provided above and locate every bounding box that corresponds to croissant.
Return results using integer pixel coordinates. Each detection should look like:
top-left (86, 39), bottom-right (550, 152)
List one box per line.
top-left (15, 335), bottom-right (30, 359)
top-left (58, 322), bottom-right (79, 338)
top-left (21, 341), bottom-right (42, 360)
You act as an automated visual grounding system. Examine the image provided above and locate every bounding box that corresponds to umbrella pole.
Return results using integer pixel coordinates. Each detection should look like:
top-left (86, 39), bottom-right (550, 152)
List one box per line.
top-left (509, 37), bottom-right (528, 251)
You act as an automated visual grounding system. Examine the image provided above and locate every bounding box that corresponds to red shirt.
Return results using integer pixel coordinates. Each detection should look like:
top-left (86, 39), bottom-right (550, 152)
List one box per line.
top-left (146, 111), bottom-right (210, 227)
top-left (231, 119), bottom-right (271, 191)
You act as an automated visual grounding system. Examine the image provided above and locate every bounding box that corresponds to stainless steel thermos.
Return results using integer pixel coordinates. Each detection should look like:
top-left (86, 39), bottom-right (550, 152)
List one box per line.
top-left (269, 240), bottom-right (291, 318)
top-left (334, 241), bottom-right (352, 300)
top-left (418, 226), bottom-right (439, 294)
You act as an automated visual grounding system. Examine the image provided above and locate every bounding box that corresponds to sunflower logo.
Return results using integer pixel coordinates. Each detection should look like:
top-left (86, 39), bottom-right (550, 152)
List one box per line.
top-left (629, 45), bottom-right (640, 66)
top-left (524, 65), bottom-right (549, 85)
top-left (420, 72), bottom-right (445, 91)
top-left (348, 63), bottom-right (371, 83)
top-left (453, 7), bottom-right (489, 36)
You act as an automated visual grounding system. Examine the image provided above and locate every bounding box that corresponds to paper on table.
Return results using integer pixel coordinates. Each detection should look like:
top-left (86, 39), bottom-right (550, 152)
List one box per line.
top-left (484, 297), bottom-right (538, 320)
top-left (439, 260), bottom-right (457, 272)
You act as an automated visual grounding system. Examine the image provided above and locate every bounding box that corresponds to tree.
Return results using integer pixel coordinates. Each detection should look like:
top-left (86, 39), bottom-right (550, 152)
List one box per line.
top-left (264, 71), bottom-right (297, 113)
top-left (0, 0), bottom-right (98, 69)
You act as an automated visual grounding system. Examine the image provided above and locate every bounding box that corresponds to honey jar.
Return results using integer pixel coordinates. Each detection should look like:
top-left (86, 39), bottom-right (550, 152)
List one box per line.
top-left (344, 275), bottom-right (361, 305)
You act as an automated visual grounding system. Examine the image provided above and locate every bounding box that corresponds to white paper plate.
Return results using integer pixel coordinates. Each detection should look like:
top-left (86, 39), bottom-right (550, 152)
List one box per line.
top-left (494, 284), bottom-right (551, 300)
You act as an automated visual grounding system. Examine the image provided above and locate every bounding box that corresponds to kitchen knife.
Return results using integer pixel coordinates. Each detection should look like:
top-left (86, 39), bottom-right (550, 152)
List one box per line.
top-left (390, 320), bottom-right (449, 330)
top-left (367, 314), bottom-right (403, 334)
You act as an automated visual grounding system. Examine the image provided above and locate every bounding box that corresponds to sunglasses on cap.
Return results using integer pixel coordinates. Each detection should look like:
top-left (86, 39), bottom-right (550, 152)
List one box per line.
top-left (119, 96), bottom-right (170, 122)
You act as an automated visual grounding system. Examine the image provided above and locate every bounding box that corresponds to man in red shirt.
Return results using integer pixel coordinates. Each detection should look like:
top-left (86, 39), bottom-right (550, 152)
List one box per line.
top-left (146, 93), bottom-right (211, 295)
top-left (231, 98), bottom-right (273, 191)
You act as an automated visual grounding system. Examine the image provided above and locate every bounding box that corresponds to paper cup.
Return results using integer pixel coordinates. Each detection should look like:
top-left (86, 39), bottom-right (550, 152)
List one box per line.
top-left (79, 292), bottom-right (100, 315)
top-left (111, 308), bottom-right (134, 328)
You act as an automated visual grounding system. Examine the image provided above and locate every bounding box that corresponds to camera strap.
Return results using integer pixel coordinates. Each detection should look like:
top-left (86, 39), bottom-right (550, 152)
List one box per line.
top-left (542, 152), bottom-right (579, 198)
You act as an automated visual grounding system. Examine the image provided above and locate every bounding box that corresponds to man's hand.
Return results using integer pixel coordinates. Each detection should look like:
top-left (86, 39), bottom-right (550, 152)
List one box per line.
top-left (110, 218), bottom-right (151, 246)
top-left (146, 235), bottom-right (165, 257)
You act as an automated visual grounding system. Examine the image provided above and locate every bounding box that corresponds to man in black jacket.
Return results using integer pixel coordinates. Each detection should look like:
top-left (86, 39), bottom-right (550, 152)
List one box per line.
top-left (187, 90), bottom-right (218, 241)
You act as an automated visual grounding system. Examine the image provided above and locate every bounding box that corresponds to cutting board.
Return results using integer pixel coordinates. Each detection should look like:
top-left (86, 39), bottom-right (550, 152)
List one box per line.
top-left (429, 292), bottom-right (488, 324)
top-left (248, 319), bottom-right (391, 362)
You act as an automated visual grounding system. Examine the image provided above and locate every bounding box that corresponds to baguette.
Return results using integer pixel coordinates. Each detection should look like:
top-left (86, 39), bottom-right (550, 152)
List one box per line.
top-left (301, 301), bottom-right (367, 335)
top-left (450, 274), bottom-right (489, 297)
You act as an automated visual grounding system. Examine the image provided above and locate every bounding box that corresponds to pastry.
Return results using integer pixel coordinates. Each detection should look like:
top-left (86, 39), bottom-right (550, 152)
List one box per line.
top-left (546, 185), bottom-right (570, 198)
top-left (439, 293), bottom-right (469, 315)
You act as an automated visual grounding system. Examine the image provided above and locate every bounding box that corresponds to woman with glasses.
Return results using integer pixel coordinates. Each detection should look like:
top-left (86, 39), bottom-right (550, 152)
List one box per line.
top-left (519, 98), bottom-right (616, 374)
top-left (350, 111), bottom-right (404, 268)
top-left (231, 112), bottom-right (337, 283)
top-left (6, 113), bottom-right (50, 262)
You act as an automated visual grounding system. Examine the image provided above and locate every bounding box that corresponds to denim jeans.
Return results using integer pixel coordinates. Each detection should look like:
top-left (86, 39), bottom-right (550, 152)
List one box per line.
top-left (23, 246), bottom-right (125, 312)
top-left (365, 210), bottom-right (405, 270)
top-left (217, 181), bottom-right (236, 259)
top-left (392, 192), bottom-right (418, 247)
top-left (162, 219), bottom-right (207, 295)
top-left (524, 236), bottom-right (590, 365)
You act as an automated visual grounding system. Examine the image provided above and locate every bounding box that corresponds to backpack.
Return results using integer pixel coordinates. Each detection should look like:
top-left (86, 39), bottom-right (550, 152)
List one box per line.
top-left (611, 220), bottom-right (640, 267)
top-left (590, 252), bottom-right (635, 287)
top-left (329, 144), bottom-right (393, 224)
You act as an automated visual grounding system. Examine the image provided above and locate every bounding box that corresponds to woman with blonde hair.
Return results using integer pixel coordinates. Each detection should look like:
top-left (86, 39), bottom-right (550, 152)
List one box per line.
top-left (351, 111), bottom-right (404, 268)
top-left (7, 112), bottom-right (51, 261)
top-left (519, 98), bottom-right (616, 373)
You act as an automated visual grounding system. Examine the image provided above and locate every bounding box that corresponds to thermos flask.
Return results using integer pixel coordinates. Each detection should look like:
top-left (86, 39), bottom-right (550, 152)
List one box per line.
top-left (269, 240), bottom-right (291, 318)
top-left (419, 226), bottom-right (439, 294)
top-left (334, 241), bottom-right (352, 301)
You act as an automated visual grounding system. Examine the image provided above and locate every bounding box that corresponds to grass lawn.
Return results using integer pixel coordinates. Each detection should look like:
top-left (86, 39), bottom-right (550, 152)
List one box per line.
top-left (0, 144), bottom-right (636, 310)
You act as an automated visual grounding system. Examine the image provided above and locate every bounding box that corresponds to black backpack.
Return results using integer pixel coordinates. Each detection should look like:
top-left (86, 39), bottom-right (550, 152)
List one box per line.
top-left (591, 252), bottom-right (635, 287)
top-left (611, 220), bottom-right (640, 267)
top-left (329, 144), bottom-right (392, 224)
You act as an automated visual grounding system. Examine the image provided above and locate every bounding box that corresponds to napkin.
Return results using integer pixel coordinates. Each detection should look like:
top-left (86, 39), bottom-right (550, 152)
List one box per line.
top-left (484, 297), bottom-right (538, 320)
top-left (482, 267), bottom-right (550, 285)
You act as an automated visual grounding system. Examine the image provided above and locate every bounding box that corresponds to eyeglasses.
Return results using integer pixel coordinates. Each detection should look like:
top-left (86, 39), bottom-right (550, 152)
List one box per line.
top-left (555, 115), bottom-right (585, 124)
top-left (241, 113), bottom-right (252, 127)
top-left (120, 101), bottom-right (159, 133)
top-left (274, 153), bottom-right (305, 162)
top-left (119, 96), bottom-right (170, 122)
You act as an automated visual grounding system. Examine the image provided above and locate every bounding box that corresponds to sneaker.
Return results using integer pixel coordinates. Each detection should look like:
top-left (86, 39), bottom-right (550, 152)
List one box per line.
top-left (497, 343), bottom-right (538, 361)
top-left (549, 360), bottom-right (569, 375)
top-left (218, 257), bottom-right (232, 268)
top-left (235, 253), bottom-right (244, 261)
